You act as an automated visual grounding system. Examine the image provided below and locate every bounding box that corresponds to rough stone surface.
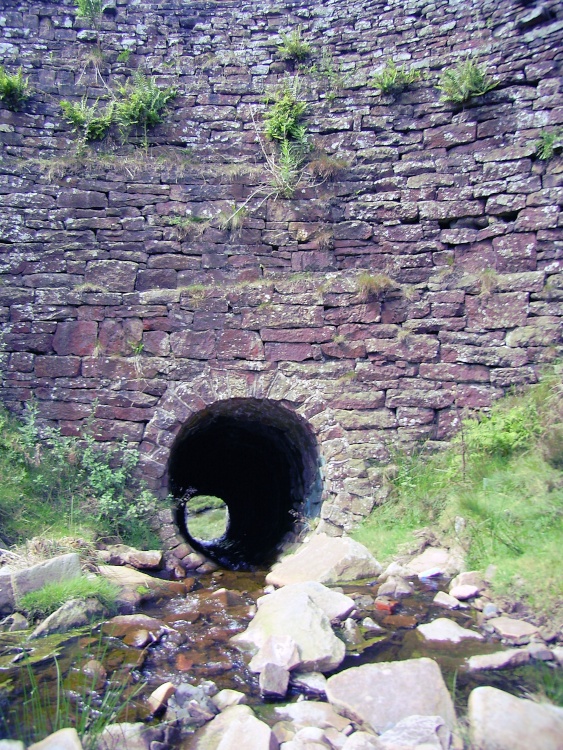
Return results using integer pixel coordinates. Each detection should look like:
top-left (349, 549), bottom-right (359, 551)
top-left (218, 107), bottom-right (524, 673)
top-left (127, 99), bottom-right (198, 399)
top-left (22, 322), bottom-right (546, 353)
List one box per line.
top-left (274, 701), bottom-right (351, 732)
top-left (488, 616), bottom-right (539, 644)
top-left (231, 583), bottom-right (346, 672)
top-left (249, 634), bottom-right (301, 673)
top-left (211, 689), bottom-right (247, 711)
top-left (0, 741), bottom-right (25, 750)
top-left (189, 705), bottom-right (278, 750)
top-left (259, 662), bottom-right (290, 698)
top-left (28, 729), bottom-right (83, 750)
top-left (96, 723), bottom-right (166, 750)
top-left (341, 734), bottom-right (383, 750)
top-left (326, 658), bottom-right (456, 733)
top-left (468, 686), bottom-right (563, 750)
top-left (29, 598), bottom-right (106, 639)
top-left (377, 715), bottom-right (450, 750)
top-left (467, 649), bottom-right (530, 672)
top-left (417, 618), bottom-right (483, 643)
top-left (11, 553), bottom-right (81, 601)
top-left (266, 535), bottom-right (381, 587)
top-left (402, 549), bottom-right (463, 578)
top-left (433, 592), bottom-right (462, 610)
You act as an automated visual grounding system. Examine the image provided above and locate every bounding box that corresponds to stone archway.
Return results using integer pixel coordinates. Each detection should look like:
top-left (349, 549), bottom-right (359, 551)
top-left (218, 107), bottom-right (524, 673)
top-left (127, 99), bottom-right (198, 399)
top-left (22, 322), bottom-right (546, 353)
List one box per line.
top-left (137, 367), bottom-right (385, 568)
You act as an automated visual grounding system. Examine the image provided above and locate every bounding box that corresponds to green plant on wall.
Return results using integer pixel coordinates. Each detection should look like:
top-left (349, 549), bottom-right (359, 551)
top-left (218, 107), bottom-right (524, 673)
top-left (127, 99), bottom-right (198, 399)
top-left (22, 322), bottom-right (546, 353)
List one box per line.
top-left (369, 59), bottom-right (421, 95)
top-left (277, 26), bottom-right (311, 62)
top-left (536, 128), bottom-right (563, 160)
top-left (0, 66), bottom-right (30, 111)
top-left (307, 47), bottom-right (347, 101)
top-left (76, 0), bottom-right (103, 28)
top-left (60, 97), bottom-right (114, 141)
top-left (114, 71), bottom-right (177, 145)
top-left (437, 57), bottom-right (498, 104)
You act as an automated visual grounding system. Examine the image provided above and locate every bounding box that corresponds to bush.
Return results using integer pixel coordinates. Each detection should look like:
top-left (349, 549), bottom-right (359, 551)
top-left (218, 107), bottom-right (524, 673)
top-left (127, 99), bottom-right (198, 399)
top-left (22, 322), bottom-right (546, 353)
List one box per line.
top-left (0, 66), bottom-right (30, 111)
top-left (114, 72), bottom-right (177, 143)
top-left (264, 80), bottom-right (308, 142)
top-left (277, 27), bottom-right (311, 62)
top-left (60, 98), bottom-right (114, 141)
top-left (437, 57), bottom-right (497, 104)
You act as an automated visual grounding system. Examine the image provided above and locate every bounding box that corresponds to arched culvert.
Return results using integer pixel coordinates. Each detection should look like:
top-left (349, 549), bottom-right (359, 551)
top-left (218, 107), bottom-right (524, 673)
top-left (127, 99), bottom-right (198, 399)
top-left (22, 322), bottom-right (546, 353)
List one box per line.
top-left (168, 398), bottom-right (322, 569)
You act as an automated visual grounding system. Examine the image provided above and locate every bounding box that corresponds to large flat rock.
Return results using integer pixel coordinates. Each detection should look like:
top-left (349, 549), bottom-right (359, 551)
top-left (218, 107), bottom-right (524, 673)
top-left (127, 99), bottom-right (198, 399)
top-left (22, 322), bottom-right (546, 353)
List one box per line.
top-left (326, 658), bottom-right (456, 734)
top-left (187, 705), bottom-right (278, 750)
top-left (266, 534), bottom-right (381, 587)
top-left (468, 686), bottom-right (563, 750)
top-left (231, 583), bottom-right (346, 672)
top-left (417, 618), bottom-right (483, 643)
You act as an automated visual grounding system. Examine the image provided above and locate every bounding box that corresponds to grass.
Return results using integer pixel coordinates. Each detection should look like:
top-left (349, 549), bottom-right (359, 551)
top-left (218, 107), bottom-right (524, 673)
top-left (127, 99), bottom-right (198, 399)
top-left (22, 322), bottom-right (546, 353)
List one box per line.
top-left (357, 272), bottom-right (396, 299)
top-left (19, 575), bottom-right (119, 620)
top-left (0, 404), bottom-right (162, 549)
top-left (353, 364), bottom-right (563, 617)
top-left (369, 59), bottom-right (420, 95)
top-left (536, 128), bottom-right (563, 160)
top-left (277, 27), bottom-right (311, 62)
top-left (437, 57), bottom-right (498, 104)
top-left (187, 495), bottom-right (229, 541)
top-left (0, 66), bottom-right (30, 111)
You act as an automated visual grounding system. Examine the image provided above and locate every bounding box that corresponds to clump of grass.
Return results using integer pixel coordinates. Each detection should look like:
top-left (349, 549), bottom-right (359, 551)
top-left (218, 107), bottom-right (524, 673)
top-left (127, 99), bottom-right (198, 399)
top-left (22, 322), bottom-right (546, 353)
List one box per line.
top-left (187, 495), bottom-right (229, 542)
top-left (357, 272), bottom-right (396, 299)
top-left (536, 128), bottom-right (563, 160)
top-left (369, 59), bottom-right (420, 95)
top-left (19, 575), bottom-right (119, 620)
top-left (308, 154), bottom-right (348, 181)
top-left (114, 72), bottom-right (177, 144)
top-left (60, 98), bottom-right (114, 141)
top-left (437, 57), bottom-right (498, 104)
top-left (353, 365), bottom-right (563, 616)
top-left (218, 204), bottom-right (247, 234)
top-left (168, 214), bottom-right (209, 239)
top-left (0, 66), bottom-right (30, 111)
top-left (277, 27), bottom-right (311, 62)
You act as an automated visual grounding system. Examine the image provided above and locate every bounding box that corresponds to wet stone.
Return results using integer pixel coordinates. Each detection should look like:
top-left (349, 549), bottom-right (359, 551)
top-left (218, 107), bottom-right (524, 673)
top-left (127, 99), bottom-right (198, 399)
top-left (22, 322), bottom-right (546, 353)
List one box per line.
top-left (259, 662), bottom-right (290, 698)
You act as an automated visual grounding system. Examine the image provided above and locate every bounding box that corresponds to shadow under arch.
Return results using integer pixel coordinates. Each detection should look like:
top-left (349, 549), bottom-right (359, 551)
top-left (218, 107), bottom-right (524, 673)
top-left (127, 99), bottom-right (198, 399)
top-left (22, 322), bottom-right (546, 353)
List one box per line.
top-left (167, 397), bottom-right (322, 569)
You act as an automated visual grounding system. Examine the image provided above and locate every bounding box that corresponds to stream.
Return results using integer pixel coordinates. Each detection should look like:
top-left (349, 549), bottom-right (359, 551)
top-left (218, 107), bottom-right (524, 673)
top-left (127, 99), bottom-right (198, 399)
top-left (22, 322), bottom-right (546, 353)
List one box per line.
top-left (0, 568), bottom-right (557, 745)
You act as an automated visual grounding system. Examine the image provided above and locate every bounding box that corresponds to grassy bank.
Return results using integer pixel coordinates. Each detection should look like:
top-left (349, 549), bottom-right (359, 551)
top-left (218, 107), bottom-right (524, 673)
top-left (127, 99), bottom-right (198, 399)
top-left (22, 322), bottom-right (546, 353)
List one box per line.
top-left (0, 404), bottom-right (163, 549)
top-left (353, 365), bottom-right (563, 618)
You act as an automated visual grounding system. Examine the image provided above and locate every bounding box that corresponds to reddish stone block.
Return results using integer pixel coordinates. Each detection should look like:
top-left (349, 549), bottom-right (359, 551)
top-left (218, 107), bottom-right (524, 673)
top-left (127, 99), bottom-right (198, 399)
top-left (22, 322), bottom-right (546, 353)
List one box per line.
top-left (9, 352), bottom-right (34, 372)
top-left (375, 598), bottom-right (398, 613)
top-left (98, 318), bottom-right (143, 355)
top-left (397, 407), bottom-right (435, 426)
top-left (216, 330), bottom-right (264, 360)
top-left (136, 269), bottom-right (177, 291)
top-left (57, 189), bottom-right (107, 208)
top-left (4, 333), bottom-right (53, 353)
top-left (454, 241), bottom-right (497, 272)
top-left (264, 343), bottom-right (315, 361)
top-left (466, 292), bottom-right (529, 330)
top-left (419, 200), bottom-right (483, 220)
top-left (35, 356), bottom-right (81, 377)
top-left (37, 400), bottom-right (93, 420)
top-left (424, 122), bottom-right (476, 148)
top-left (333, 221), bottom-right (373, 240)
top-left (85, 260), bottom-right (138, 292)
top-left (365, 335), bottom-right (440, 362)
top-left (321, 340), bottom-right (367, 359)
top-left (515, 206), bottom-right (559, 231)
top-left (419, 363), bottom-right (490, 382)
top-left (143, 330), bottom-right (170, 356)
top-left (170, 330), bottom-right (215, 358)
top-left (386, 389), bottom-right (454, 409)
top-left (260, 327), bottom-right (334, 343)
top-left (493, 234), bottom-right (537, 271)
top-left (455, 385), bottom-right (501, 408)
top-left (53, 321), bottom-right (98, 356)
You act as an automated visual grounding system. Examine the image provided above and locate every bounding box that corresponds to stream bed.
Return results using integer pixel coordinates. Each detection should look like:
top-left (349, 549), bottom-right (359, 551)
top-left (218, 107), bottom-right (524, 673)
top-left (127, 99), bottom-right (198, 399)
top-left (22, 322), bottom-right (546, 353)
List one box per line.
top-left (0, 568), bottom-right (557, 744)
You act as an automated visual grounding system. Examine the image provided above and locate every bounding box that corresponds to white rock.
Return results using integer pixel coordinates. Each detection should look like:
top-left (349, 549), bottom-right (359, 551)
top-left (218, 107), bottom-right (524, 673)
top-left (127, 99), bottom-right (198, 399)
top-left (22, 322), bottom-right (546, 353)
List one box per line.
top-left (378, 715), bottom-right (450, 749)
top-left (290, 671), bottom-right (328, 696)
top-left (449, 584), bottom-right (479, 601)
top-left (190, 705), bottom-right (277, 750)
top-left (551, 646), bottom-right (563, 666)
top-left (211, 689), bottom-right (247, 711)
top-left (274, 701), bottom-right (351, 732)
top-left (147, 681), bottom-right (175, 713)
top-left (0, 742), bottom-right (25, 750)
top-left (12, 553), bottom-right (81, 601)
top-left (433, 591), bottom-right (461, 609)
top-left (259, 663), bottom-right (290, 698)
top-left (232, 584), bottom-right (347, 672)
top-left (326, 658), bottom-right (456, 734)
top-left (266, 534), bottom-right (381, 587)
top-left (403, 548), bottom-right (463, 578)
top-left (468, 686), bottom-right (563, 750)
top-left (341, 733), bottom-right (383, 750)
top-left (249, 635), bottom-right (301, 673)
top-left (488, 616), bottom-right (538, 643)
top-left (417, 618), bottom-right (483, 643)
top-left (449, 571), bottom-right (485, 592)
top-left (258, 582), bottom-right (355, 622)
top-left (95, 722), bottom-right (155, 750)
top-left (28, 729), bottom-right (83, 750)
top-left (467, 649), bottom-right (530, 671)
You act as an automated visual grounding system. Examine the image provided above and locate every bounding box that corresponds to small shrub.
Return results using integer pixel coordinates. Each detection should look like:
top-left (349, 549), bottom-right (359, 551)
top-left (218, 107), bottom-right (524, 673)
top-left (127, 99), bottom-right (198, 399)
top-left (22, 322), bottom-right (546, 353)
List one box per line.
top-left (536, 128), bottom-right (563, 160)
top-left (19, 575), bottom-right (119, 620)
top-left (264, 79), bottom-right (308, 143)
top-left (369, 59), bottom-right (420, 95)
top-left (114, 72), bottom-right (177, 143)
top-left (277, 27), bottom-right (311, 62)
top-left (357, 272), bottom-right (396, 299)
top-left (437, 57), bottom-right (498, 104)
top-left (76, 0), bottom-right (102, 27)
top-left (308, 47), bottom-right (347, 99)
top-left (117, 49), bottom-right (132, 64)
top-left (60, 98), bottom-right (114, 141)
top-left (0, 66), bottom-right (30, 111)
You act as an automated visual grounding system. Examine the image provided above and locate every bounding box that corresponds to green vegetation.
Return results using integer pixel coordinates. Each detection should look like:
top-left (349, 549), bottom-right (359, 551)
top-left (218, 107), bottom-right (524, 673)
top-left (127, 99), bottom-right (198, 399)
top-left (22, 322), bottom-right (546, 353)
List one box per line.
top-left (277, 27), bottom-right (311, 62)
top-left (357, 272), bottom-right (396, 299)
top-left (60, 98), bottom-right (114, 141)
top-left (369, 59), bottom-right (420, 95)
top-left (19, 575), bottom-right (119, 620)
top-left (75, 0), bottom-right (103, 27)
top-left (218, 203), bottom-right (247, 234)
top-left (353, 366), bottom-right (563, 616)
top-left (187, 495), bottom-right (229, 541)
top-left (437, 57), bottom-right (498, 104)
top-left (117, 49), bottom-right (132, 64)
top-left (536, 128), bottom-right (563, 160)
top-left (308, 47), bottom-right (347, 101)
top-left (0, 404), bottom-right (162, 549)
top-left (114, 72), bottom-right (177, 144)
top-left (0, 66), bottom-right (30, 111)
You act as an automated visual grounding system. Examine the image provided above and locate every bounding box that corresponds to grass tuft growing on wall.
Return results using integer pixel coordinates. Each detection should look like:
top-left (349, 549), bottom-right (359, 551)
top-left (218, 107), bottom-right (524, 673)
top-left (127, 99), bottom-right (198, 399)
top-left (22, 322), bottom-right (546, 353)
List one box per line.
top-left (353, 364), bottom-right (563, 615)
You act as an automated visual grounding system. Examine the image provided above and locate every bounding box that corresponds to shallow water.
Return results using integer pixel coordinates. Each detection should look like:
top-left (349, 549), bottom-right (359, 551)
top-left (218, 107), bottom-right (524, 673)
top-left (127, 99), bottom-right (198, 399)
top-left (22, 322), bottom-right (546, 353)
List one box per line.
top-left (0, 568), bottom-right (557, 743)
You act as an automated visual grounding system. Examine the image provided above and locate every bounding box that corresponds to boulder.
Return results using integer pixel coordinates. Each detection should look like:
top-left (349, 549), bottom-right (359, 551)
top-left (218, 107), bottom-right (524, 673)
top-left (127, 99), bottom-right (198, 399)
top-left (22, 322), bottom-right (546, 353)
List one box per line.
top-left (232, 584), bottom-right (348, 672)
top-left (377, 715), bottom-right (450, 749)
top-left (468, 686), bottom-right (563, 750)
top-left (290, 671), bottom-right (328, 697)
top-left (12, 554), bottom-right (81, 601)
top-left (29, 598), bottom-right (106, 639)
top-left (342, 733), bottom-right (383, 750)
top-left (0, 572), bottom-right (15, 616)
top-left (96, 723), bottom-right (166, 750)
top-left (449, 571), bottom-right (485, 592)
top-left (417, 618), bottom-right (483, 643)
top-left (100, 546), bottom-right (163, 570)
top-left (377, 576), bottom-right (413, 598)
top-left (249, 634), bottom-right (301, 673)
top-left (326, 658), bottom-right (456, 734)
top-left (467, 649), bottom-right (530, 672)
top-left (488, 616), bottom-right (538, 644)
top-left (102, 614), bottom-right (173, 646)
top-left (433, 592), bottom-right (462, 610)
top-left (259, 663), bottom-right (290, 698)
top-left (97, 565), bottom-right (185, 597)
top-left (449, 584), bottom-right (479, 601)
top-left (266, 534), bottom-right (381, 587)
top-left (189, 704), bottom-right (278, 750)
top-left (211, 689), bottom-right (247, 711)
top-left (402, 548), bottom-right (463, 578)
top-left (28, 728), bottom-right (83, 750)
top-left (0, 741), bottom-right (25, 750)
top-left (147, 681), bottom-right (175, 714)
top-left (274, 701), bottom-right (351, 732)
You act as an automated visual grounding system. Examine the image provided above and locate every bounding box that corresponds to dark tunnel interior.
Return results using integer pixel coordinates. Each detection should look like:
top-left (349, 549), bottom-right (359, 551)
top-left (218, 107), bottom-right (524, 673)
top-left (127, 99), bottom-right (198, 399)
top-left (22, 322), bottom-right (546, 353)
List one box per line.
top-left (167, 398), bottom-right (321, 569)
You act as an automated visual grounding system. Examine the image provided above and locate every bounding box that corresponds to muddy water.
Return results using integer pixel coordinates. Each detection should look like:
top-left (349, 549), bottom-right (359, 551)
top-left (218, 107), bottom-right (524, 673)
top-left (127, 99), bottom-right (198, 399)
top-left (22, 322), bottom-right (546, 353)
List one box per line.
top-left (0, 569), bottom-right (553, 743)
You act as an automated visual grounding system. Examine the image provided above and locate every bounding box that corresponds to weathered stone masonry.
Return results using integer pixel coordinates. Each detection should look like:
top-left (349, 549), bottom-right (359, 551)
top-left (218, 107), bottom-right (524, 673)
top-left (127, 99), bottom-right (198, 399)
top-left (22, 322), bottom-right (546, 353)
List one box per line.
top-left (0, 0), bottom-right (562, 562)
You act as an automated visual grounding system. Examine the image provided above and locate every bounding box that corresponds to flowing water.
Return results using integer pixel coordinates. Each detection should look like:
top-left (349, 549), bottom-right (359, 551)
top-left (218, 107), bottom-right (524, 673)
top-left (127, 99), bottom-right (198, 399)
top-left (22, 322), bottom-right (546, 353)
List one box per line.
top-left (0, 568), bottom-right (558, 744)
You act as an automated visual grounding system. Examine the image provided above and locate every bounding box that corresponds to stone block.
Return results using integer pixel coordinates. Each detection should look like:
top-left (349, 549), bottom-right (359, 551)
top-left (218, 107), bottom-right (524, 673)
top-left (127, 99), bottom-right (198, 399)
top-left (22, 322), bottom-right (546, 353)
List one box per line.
top-left (265, 343), bottom-right (315, 361)
top-left (57, 189), bottom-right (107, 208)
top-left (466, 292), bottom-right (529, 330)
top-left (53, 321), bottom-right (98, 356)
top-left (170, 330), bottom-right (215, 358)
top-left (217, 330), bottom-right (264, 360)
top-left (142, 331), bottom-right (170, 356)
top-left (85, 261), bottom-right (138, 293)
top-left (135, 269), bottom-right (177, 291)
top-left (0, 572), bottom-right (15, 616)
top-left (35, 356), bottom-right (81, 378)
top-left (12, 553), bottom-right (81, 601)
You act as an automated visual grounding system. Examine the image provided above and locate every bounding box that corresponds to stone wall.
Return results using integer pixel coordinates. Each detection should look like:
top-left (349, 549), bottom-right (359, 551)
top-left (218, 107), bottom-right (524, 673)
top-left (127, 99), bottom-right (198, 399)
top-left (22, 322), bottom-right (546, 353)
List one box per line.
top-left (0, 0), bottom-right (562, 551)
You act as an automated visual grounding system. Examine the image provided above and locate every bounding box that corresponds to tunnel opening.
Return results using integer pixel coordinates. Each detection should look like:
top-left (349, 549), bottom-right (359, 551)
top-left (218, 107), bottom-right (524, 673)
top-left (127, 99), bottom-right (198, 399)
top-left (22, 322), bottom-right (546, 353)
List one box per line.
top-left (168, 398), bottom-right (322, 569)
